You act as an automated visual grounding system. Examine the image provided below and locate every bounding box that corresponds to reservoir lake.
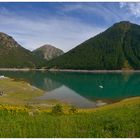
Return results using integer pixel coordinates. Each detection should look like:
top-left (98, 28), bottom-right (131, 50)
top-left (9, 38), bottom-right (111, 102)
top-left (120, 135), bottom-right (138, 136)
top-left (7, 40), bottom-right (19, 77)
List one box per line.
top-left (0, 71), bottom-right (140, 108)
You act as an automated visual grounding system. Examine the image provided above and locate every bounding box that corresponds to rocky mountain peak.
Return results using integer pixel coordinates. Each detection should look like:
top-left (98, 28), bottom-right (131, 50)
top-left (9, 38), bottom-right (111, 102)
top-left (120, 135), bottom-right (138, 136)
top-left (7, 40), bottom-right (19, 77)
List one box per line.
top-left (33, 44), bottom-right (64, 60)
top-left (0, 32), bottom-right (20, 48)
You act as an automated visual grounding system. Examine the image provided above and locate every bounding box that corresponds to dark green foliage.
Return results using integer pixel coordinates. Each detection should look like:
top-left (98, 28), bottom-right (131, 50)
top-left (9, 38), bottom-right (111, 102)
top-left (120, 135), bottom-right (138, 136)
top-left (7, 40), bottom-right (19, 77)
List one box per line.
top-left (47, 21), bottom-right (140, 70)
top-left (0, 33), bottom-right (47, 68)
top-left (51, 104), bottom-right (63, 115)
top-left (69, 106), bottom-right (77, 114)
top-left (0, 45), bottom-right (46, 68)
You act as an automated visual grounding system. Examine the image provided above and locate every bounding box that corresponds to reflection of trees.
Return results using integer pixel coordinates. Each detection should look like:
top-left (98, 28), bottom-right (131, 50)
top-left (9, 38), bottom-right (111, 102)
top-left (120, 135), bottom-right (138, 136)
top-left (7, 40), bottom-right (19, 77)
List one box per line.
top-left (1, 71), bottom-right (140, 100)
top-left (0, 71), bottom-right (62, 91)
top-left (44, 72), bottom-right (140, 99)
top-left (43, 78), bottom-right (62, 91)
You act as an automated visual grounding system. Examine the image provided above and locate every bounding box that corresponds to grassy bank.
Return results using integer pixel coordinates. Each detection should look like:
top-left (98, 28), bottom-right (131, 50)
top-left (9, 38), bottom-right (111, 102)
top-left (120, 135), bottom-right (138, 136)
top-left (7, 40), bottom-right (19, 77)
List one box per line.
top-left (0, 77), bottom-right (140, 137)
top-left (0, 77), bottom-right (44, 105)
top-left (0, 97), bottom-right (139, 138)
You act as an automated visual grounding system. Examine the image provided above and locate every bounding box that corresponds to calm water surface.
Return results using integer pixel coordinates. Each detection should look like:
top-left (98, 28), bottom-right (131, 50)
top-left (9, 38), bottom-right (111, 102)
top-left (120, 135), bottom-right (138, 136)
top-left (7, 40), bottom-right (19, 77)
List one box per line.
top-left (0, 71), bottom-right (140, 108)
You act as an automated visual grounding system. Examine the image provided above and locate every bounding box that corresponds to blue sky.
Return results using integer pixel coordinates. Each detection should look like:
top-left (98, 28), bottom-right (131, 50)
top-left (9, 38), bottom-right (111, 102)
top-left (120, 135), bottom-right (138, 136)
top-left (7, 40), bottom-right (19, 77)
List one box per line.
top-left (0, 2), bottom-right (140, 52)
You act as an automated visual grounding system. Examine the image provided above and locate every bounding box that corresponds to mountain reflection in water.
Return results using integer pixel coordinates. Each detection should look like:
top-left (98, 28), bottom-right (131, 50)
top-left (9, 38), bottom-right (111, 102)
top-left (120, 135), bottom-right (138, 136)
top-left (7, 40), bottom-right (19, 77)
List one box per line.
top-left (0, 71), bottom-right (140, 108)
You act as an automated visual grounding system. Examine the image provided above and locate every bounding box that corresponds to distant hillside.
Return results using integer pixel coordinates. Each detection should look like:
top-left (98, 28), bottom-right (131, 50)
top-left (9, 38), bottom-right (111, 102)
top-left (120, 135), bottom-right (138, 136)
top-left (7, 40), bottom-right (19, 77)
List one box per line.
top-left (33, 45), bottom-right (64, 60)
top-left (47, 21), bottom-right (140, 70)
top-left (0, 32), bottom-right (46, 68)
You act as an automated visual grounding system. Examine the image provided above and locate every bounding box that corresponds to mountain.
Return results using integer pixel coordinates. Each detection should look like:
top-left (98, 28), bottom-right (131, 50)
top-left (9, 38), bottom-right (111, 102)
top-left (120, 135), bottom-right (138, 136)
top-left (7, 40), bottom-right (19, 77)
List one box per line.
top-left (0, 32), bottom-right (46, 68)
top-left (33, 45), bottom-right (64, 60)
top-left (47, 21), bottom-right (140, 70)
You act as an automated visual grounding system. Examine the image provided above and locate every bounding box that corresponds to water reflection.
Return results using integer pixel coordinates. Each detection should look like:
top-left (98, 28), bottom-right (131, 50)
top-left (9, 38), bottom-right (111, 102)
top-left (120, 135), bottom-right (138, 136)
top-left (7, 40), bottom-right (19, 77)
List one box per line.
top-left (0, 71), bottom-right (140, 108)
top-left (37, 85), bottom-right (100, 108)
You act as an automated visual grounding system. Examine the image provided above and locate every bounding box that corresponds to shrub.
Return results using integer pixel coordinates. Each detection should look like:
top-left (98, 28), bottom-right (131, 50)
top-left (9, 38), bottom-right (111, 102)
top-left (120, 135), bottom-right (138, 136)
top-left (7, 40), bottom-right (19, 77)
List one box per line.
top-left (69, 105), bottom-right (77, 114)
top-left (51, 104), bottom-right (63, 115)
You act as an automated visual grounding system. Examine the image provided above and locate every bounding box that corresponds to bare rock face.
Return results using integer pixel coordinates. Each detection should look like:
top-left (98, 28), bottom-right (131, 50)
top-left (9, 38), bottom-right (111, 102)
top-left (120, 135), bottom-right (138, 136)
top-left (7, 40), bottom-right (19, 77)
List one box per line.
top-left (0, 32), bottom-right (20, 48)
top-left (33, 44), bottom-right (64, 60)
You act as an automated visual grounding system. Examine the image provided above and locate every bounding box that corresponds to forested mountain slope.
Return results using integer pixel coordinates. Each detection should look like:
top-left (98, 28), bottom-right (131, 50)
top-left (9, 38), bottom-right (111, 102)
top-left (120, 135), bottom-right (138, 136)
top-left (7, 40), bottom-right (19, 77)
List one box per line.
top-left (47, 21), bottom-right (140, 70)
top-left (0, 32), bottom-right (46, 68)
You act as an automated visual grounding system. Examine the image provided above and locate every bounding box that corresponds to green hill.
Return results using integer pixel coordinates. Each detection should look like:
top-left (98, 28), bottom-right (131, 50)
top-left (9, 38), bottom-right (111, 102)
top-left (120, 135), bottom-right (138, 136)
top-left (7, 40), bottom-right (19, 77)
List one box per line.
top-left (0, 32), bottom-right (46, 68)
top-left (47, 21), bottom-right (140, 70)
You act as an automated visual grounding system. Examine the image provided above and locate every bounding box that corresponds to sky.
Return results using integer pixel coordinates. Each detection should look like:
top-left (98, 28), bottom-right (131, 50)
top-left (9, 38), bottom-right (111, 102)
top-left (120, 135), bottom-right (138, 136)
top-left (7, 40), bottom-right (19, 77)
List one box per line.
top-left (0, 2), bottom-right (140, 52)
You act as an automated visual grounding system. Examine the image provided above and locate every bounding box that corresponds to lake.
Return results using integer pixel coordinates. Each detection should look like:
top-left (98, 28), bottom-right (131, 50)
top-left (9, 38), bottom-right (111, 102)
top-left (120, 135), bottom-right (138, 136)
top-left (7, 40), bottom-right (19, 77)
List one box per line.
top-left (0, 71), bottom-right (140, 108)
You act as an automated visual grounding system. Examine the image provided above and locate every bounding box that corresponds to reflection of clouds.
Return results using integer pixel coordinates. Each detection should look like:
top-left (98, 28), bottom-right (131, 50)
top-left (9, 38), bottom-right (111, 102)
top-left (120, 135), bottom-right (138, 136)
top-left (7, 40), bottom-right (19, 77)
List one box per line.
top-left (96, 100), bottom-right (107, 107)
top-left (1, 71), bottom-right (140, 108)
top-left (44, 72), bottom-right (140, 99)
top-left (37, 85), bottom-right (107, 108)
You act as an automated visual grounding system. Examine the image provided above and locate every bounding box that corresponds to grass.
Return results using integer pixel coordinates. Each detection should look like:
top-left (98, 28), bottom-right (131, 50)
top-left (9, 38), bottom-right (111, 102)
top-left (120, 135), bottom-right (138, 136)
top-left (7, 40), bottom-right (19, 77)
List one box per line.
top-left (0, 97), bottom-right (139, 138)
top-left (0, 78), bottom-right (44, 105)
top-left (0, 77), bottom-right (140, 137)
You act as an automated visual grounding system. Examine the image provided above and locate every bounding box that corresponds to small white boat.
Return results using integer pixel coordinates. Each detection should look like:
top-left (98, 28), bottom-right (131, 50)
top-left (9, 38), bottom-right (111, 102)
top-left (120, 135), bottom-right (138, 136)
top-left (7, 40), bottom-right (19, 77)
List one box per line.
top-left (99, 85), bottom-right (103, 88)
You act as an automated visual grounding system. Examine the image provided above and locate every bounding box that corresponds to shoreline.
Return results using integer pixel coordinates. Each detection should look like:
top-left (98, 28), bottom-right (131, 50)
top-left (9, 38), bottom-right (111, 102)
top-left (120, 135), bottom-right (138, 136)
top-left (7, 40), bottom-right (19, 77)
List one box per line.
top-left (0, 68), bottom-right (46, 72)
top-left (0, 68), bottom-right (140, 73)
top-left (48, 69), bottom-right (139, 73)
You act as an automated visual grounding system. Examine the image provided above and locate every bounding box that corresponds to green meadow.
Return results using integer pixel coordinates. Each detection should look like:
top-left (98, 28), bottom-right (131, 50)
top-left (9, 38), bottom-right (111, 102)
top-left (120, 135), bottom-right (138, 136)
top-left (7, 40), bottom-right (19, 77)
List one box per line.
top-left (0, 77), bottom-right (140, 138)
top-left (0, 97), bottom-right (139, 138)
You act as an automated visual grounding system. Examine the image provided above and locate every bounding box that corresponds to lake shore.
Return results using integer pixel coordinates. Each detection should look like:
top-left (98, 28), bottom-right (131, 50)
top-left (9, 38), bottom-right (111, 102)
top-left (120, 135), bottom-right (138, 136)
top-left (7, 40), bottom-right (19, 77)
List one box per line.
top-left (0, 68), bottom-right (46, 71)
top-left (0, 77), bottom-right (44, 105)
top-left (47, 69), bottom-right (139, 73)
top-left (0, 68), bottom-right (138, 73)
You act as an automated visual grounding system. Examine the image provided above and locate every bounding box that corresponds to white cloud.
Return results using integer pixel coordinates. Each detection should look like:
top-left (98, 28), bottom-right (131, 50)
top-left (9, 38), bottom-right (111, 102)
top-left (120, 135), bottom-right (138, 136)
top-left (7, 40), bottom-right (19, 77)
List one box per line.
top-left (120, 2), bottom-right (140, 18)
top-left (0, 6), bottom-right (105, 52)
top-left (61, 3), bottom-right (123, 24)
